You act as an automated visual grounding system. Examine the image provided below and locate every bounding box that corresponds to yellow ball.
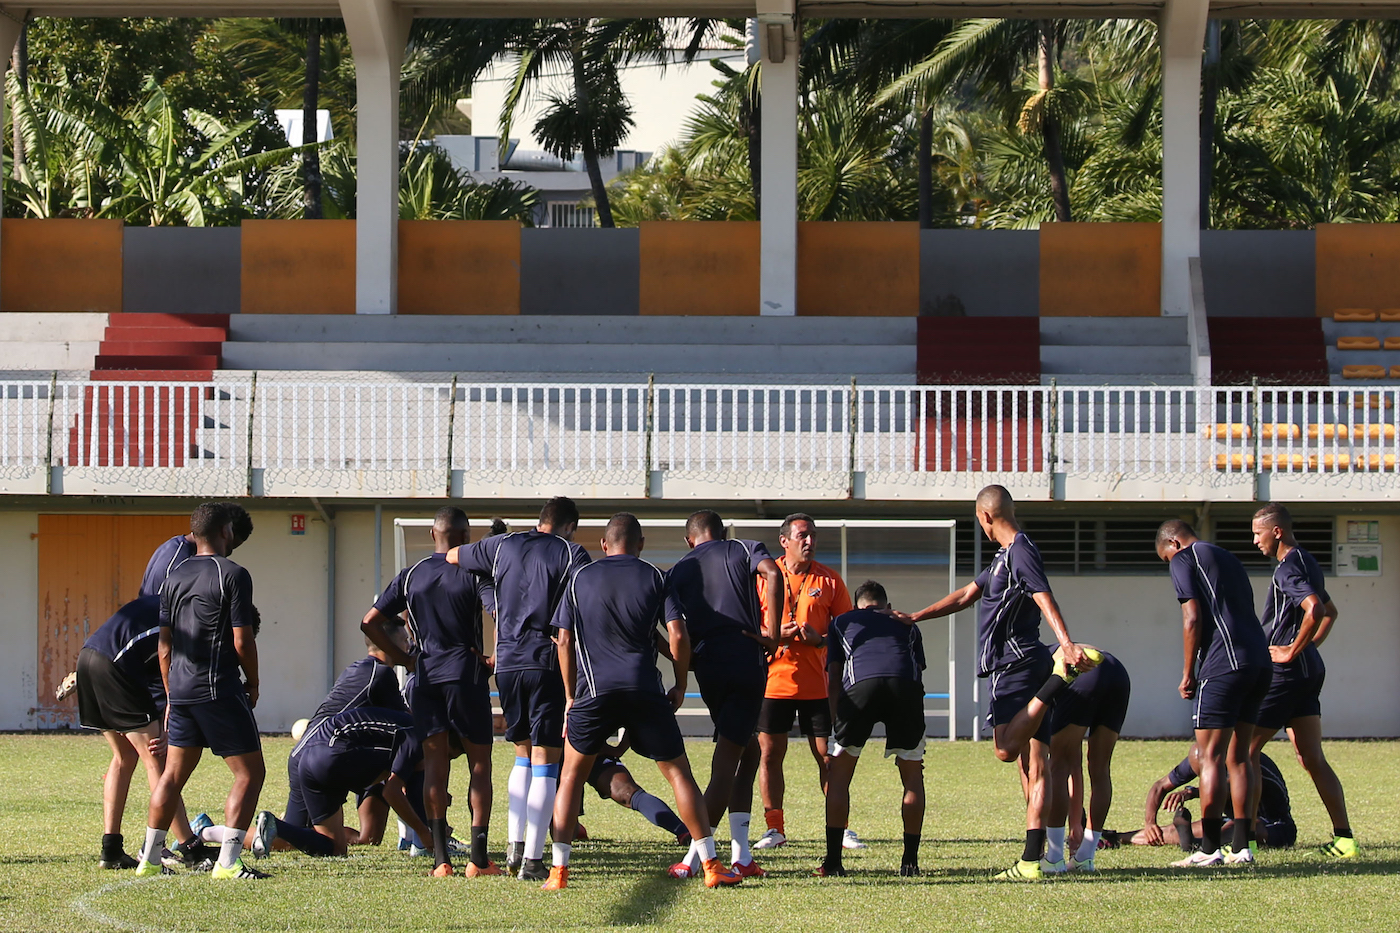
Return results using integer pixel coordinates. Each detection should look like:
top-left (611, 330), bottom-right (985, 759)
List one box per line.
top-left (290, 718), bottom-right (310, 743)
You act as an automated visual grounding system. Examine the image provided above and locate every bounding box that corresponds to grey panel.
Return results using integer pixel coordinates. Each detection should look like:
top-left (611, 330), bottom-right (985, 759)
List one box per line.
top-left (122, 227), bottom-right (241, 314)
top-left (520, 228), bottom-right (639, 315)
top-left (1040, 316), bottom-right (1187, 346)
top-left (920, 230), bottom-right (1039, 317)
top-left (1202, 230), bottom-right (1315, 317)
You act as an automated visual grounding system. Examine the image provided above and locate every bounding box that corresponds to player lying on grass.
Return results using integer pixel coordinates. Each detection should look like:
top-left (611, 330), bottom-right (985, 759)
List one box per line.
top-left (893, 485), bottom-right (1098, 880)
top-left (544, 513), bottom-right (742, 890)
top-left (1116, 744), bottom-right (1295, 850)
top-left (577, 731), bottom-right (692, 847)
top-left (817, 581), bottom-right (926, 879)
top-left (1045, 652), bottom-right (1132, 874)
top-left (249, 708), bottom-right (436, 858)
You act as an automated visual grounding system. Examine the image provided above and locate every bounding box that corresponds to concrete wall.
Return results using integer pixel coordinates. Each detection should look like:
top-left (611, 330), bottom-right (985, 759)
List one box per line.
top-left (0, 512), bottom-right (39, 729)
top-left (920, 230), bottom-right (1039, 316)
top-left (521, 228), bottom-right (640, 315)
top-left (123, 227), bottom-right (241, 314)
top-left (1201, 230), bottom-right (1315, 317)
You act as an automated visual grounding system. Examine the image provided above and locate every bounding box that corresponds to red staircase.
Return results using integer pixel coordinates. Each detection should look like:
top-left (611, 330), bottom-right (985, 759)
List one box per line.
top-left (91, 313), bottom-right (228, 381)
top-left (917, 317), bottom-right (1041, 384)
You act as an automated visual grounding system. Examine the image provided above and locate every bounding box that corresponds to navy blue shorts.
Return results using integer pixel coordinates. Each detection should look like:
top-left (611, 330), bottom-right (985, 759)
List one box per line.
top-left (832, 677), bottom-right (926, 758)
top-left (297, 745), bottom-right (388, 826)
top-left (497, 668), bottom-right (566, 747)
top-left (284, 752), bottom-right (309, 826)
top-left (1259, 817), bottom-right (1297, 848)
top-left (1193, 664), bottom-right (1271, 730)
top-left (1050, 653), bottom-right (1132, 736)
top-left (166, 694), bottom-right (260, 758)
top-left (567, 690), bottom-right (685, 762)
top-left (758, 697), bottom-right (833, 738)
top-left (987, 646), bottom-right (1053, 744)
top-left (1255, 663), bottom-right (1325, 732)
top-left (693, 641), bottom-right (766, 745)
top-left (412, 676), bottom-right (493, 746)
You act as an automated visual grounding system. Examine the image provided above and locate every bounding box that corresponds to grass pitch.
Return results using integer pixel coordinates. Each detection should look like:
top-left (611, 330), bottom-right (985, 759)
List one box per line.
top-left (3, 734), bottom-right (1397, 932)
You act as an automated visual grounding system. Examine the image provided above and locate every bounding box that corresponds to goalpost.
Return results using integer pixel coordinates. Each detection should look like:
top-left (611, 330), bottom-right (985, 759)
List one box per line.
top-left (393, 516), bottom-right (960, 741)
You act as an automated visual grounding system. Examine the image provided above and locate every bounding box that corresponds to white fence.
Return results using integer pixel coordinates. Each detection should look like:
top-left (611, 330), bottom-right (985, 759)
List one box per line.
top-left (3, 378), bottom-right (1398, 499)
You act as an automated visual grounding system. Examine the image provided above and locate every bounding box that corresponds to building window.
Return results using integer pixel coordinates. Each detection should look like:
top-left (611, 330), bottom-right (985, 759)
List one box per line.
top-left (1213, 518), bottom-right (1335, 573)
top-left (549, 203), bottom-right (596, 228)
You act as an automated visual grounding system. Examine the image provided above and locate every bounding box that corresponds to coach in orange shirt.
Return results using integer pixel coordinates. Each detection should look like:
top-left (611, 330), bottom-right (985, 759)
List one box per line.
top-left (752, 513), bottom-right (862, 852)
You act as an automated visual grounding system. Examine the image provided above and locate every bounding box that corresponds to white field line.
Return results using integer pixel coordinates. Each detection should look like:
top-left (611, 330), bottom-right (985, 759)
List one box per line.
top-left (70, 875), bottom-right (191, 933)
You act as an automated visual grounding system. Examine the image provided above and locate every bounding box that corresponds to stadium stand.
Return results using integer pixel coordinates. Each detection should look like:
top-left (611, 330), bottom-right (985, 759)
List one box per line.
top-left (0, 313), bottom-right (106, 372)
top-left (916, 317), bottom-right (1039, 384)
top-left (1207, 317), bottom-right (1328, 385)
top-left (91, 313), bottom-right (228, 381)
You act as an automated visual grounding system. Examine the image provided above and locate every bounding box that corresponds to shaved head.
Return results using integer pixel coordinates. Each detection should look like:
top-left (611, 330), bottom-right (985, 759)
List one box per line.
top-left (432, 506), bottom-right (469, 551)
top-left (604, 512), bottom-right (643, 553)
top-left (686, 509), bottom-right (725, 542)
top-left (975, 485), bottom-right (1015, 520)
top-left (1155, 519), bottom-right (1196, 552)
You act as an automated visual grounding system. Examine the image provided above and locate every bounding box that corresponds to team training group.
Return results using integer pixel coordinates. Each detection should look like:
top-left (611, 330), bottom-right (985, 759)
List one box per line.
top-left (67, 487), bottom-right (1359, 887)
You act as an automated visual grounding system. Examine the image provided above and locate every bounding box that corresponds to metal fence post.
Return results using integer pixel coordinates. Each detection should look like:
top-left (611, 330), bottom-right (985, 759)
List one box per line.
top-left (1251, 376), bottom-right (1262, 500)
top-left (643, 373), bottom-right (655, 498)
top-left (244, 372), bottom-right (258, 497)
top-left (43, 371), bottom-right (57, 494)
top-left (846, 377), bottom-right (858, 498)
top-left (1047, 377), bottom-right (1059, 494)
top-left (445, 375), bottom-right (458, 497)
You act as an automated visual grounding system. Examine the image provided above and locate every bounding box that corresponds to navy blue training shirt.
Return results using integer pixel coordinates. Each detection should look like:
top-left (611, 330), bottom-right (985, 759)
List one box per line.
top-left (1167, 751), bottom-right (1290, 822)
top-left (293, 657), bottom-right (408, 757)
top-left (974, 532), bottom-right (1051, 676)
top-left (1169, 541), bottom-right (1269, 679)
top-left (159, 554), bottom-right (255, 705)
top-left (827, 607), bottom-right (926, 693)
top-left (139, 534), bottom-right (195, 598)
top-left (1263, 546), bottom-right (1329, 682)
top-left (84, 595), bottom-right (163, 699)
top-left (664, 538), bottom-right (771, 654)
top-left (457, 530), bottom-right (591, 674)
top-left (304, 707), bottom-right (421, 787)
top-left (551, 554), bottom-right (667, 700)
top-left (373, 554), bottom-right (485, 686)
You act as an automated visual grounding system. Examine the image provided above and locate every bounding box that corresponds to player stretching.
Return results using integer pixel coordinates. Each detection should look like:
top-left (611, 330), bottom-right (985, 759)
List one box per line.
top-left (896, 485), bottom-right (1096, 880)
top-left (135, 503), bottom-right (267, 880)
top-left (664, 509), bottom-right (782, 878)
top-left (364, 506), bottom-right (496, 877)
top-left (447, 496), bottom-right (590, 881)
top-left (818, 581), bottom-right (926, 878)
top-left (1156, 519), bottom-right (1270, 866)
top-left (1045, 652), bottom-right (1131, 873)
top-left (1250, 504), bottom-right (1357, 858)
top-left (578, 731), bottom-right (692, 846)
top-left (754, 514), bottom-right (858, 852)
top-left (543, 513), bottom-right (741, 890)
top-left (140, 503), bottom-right (253, 597)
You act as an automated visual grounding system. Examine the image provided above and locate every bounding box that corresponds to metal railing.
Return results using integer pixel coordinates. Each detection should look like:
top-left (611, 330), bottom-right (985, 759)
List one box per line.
top-left (2, 376), bottom-right (1397, 496)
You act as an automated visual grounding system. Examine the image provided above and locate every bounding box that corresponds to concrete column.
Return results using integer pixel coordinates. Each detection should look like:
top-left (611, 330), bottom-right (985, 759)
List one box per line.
top-left (0, 11), bottom-right (26, 308)
top-left (757, 1), bottom-right (798, 316)
top-left (1159, 0), bottom-right (1209, 318)
top-left (339, 0), bottom-right (409, 314)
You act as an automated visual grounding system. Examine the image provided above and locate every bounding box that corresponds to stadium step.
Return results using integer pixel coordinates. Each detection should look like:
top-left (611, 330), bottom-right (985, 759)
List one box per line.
top-left (92, 313), bottom-right (227, 381)
top-left (916, 317), bottom-right (1039, 384)
top-left (1038, 317), bottom-right (1191, 380)
top-left (1208, 317), bottom-right (1328, 385)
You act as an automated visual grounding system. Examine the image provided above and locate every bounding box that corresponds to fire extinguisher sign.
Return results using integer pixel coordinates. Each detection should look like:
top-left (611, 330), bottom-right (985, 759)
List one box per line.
top-left (290, 514), bottom-right (306, 536)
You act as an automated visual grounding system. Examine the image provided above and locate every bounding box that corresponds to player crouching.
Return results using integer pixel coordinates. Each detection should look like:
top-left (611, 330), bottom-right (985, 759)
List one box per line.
top-left (544, 513), bottom-right (742, 890)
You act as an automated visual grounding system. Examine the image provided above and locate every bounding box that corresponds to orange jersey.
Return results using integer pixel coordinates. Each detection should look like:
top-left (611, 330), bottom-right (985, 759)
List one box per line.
top-left (758, 560), bottom-right (853, 700)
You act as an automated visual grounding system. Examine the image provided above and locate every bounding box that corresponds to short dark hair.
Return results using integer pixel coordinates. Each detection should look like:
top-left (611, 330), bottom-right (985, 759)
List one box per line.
top-left (190, 501), bottom-right (230, 540)
top-left (605, 512), bottom-right (643, 549)
top-left (1253, 503), bottom-right (1292, 530)
top-left (249, 604), bottom-right (262, 637)
top-left (489, 517), bottom-right (509, 537)
top-left (365, 614), bottom-right (405, 648)
top-left (853, 580), bottom-right (888, 607)
top-left (218, 502), bottom-right (253, 545)
top-left (780, 512), bottom-right (815, 538)
top-left (434, 506), bottom-right (468, 534)
top-left (686, 509), bottom-right (725, 541)
top-left (540, 496), bottom-right (580, 528)
top-left (1156, 519), bottom-right (1196, 551)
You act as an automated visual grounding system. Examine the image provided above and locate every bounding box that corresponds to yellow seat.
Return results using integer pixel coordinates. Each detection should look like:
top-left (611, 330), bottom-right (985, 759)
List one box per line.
top-left (1354, 394), bottom-right (1395, 409)
top-left (1306, 423), bottom-right (1345, 440)
top-left (1214, 453), bottom-right (1254, 471)
top-left (1391, 365), bottom-right (1400, 378)
top-left (1385, 338), bottom-right (1400, 351)
top-left (1355, 453), bottom-right (1399, 472)
top-left (1203, 423), bottom-right (1249, 439)
top-left (1310, 453), bottom-right (1351, 471)
top-left (1381, 309), bottom-right (1400, 322)
top-left (1259, 423), bottom-right (1301, 440)
top-left (1343, 365), bottom-right (1387, 380)
top-left (1259, 453), bottom-right (1308, 471)
top-left (1339, 336), bottom-right (1381, 351)
top-left (1334, 308), bottom-right (1377, 322)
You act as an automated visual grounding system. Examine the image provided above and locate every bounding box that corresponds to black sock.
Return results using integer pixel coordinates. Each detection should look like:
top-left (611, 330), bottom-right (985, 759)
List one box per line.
top-left (1334, 826), bottom-right (1353, 839)
top-left (902, 833), bottom-right (920, 866)
top-left (1035, 674), bottom-right (1070, 704)
top-left (1021, 828), bottom-right (1046, 863)
top-left (101, 833), bottom-right (124, 860)
top-left (471, 827), bottom-right (488, 869)
top-left (430, 817), bottom-right (450, 867)
top-left (275, 816), bottom-right (335, 857)
top-left (1232, 818), bottom-right (1251, 853)
top-left (1173, 808), bottom-right (1195, 852)
top-left (825, 826), bottom-right (844, 867)
top-left (1201, 817), bottom-right (1224, 854)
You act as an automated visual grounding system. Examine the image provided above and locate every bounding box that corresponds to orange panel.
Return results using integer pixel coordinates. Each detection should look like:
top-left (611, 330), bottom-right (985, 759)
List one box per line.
top-left (241, 219), bottom-right (355, 314)
top-left (1039, 222), bottom-right (1161, 317)
top-left (399, 220), bottom-right (521, 315)
top-left (1, 219), bottom-right (124, 312)
top-left (797, 222), bottom-right (918, 316)
top-left (1315, 224), bottom-right (1400, 317)
top-left (639, 222), bottom-right (760, 315)
top-left (37, 513), bottom-right (189, 726)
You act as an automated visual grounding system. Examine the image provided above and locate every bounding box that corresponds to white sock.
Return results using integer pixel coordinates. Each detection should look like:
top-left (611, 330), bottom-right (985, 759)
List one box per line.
top-left (729, 812), bottom-right (752, 865)
top-left (1075, 830), bottom-right (1101, 863)
top-left (141, 827), bottom-right (167, 864)
top-left (200, 824), bottom-right (227, 844)
top-left (552, 842), bottom-right (571, 867)
top-left (508, 758), bottom-right (532, 844)
top-left (524, 767), bottom-right (557, 860)
top-left (696, 835), bottom-right (718, 863)
top-left (681, 838), bottom-right (701, 872)
top-left (218, 829), bottom-right (246, 869)
top-left (1046, 826), bottom-right (1066, 864)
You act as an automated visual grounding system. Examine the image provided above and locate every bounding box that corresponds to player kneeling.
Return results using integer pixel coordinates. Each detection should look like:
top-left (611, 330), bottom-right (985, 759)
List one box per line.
top-left (545, 513), bottom-right (741, 890)
top-left (819, 582), bottom-right (927, 878)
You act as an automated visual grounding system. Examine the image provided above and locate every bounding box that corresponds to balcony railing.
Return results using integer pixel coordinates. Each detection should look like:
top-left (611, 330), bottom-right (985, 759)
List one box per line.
top-left (2, 378), bottom-right (1396, 500)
